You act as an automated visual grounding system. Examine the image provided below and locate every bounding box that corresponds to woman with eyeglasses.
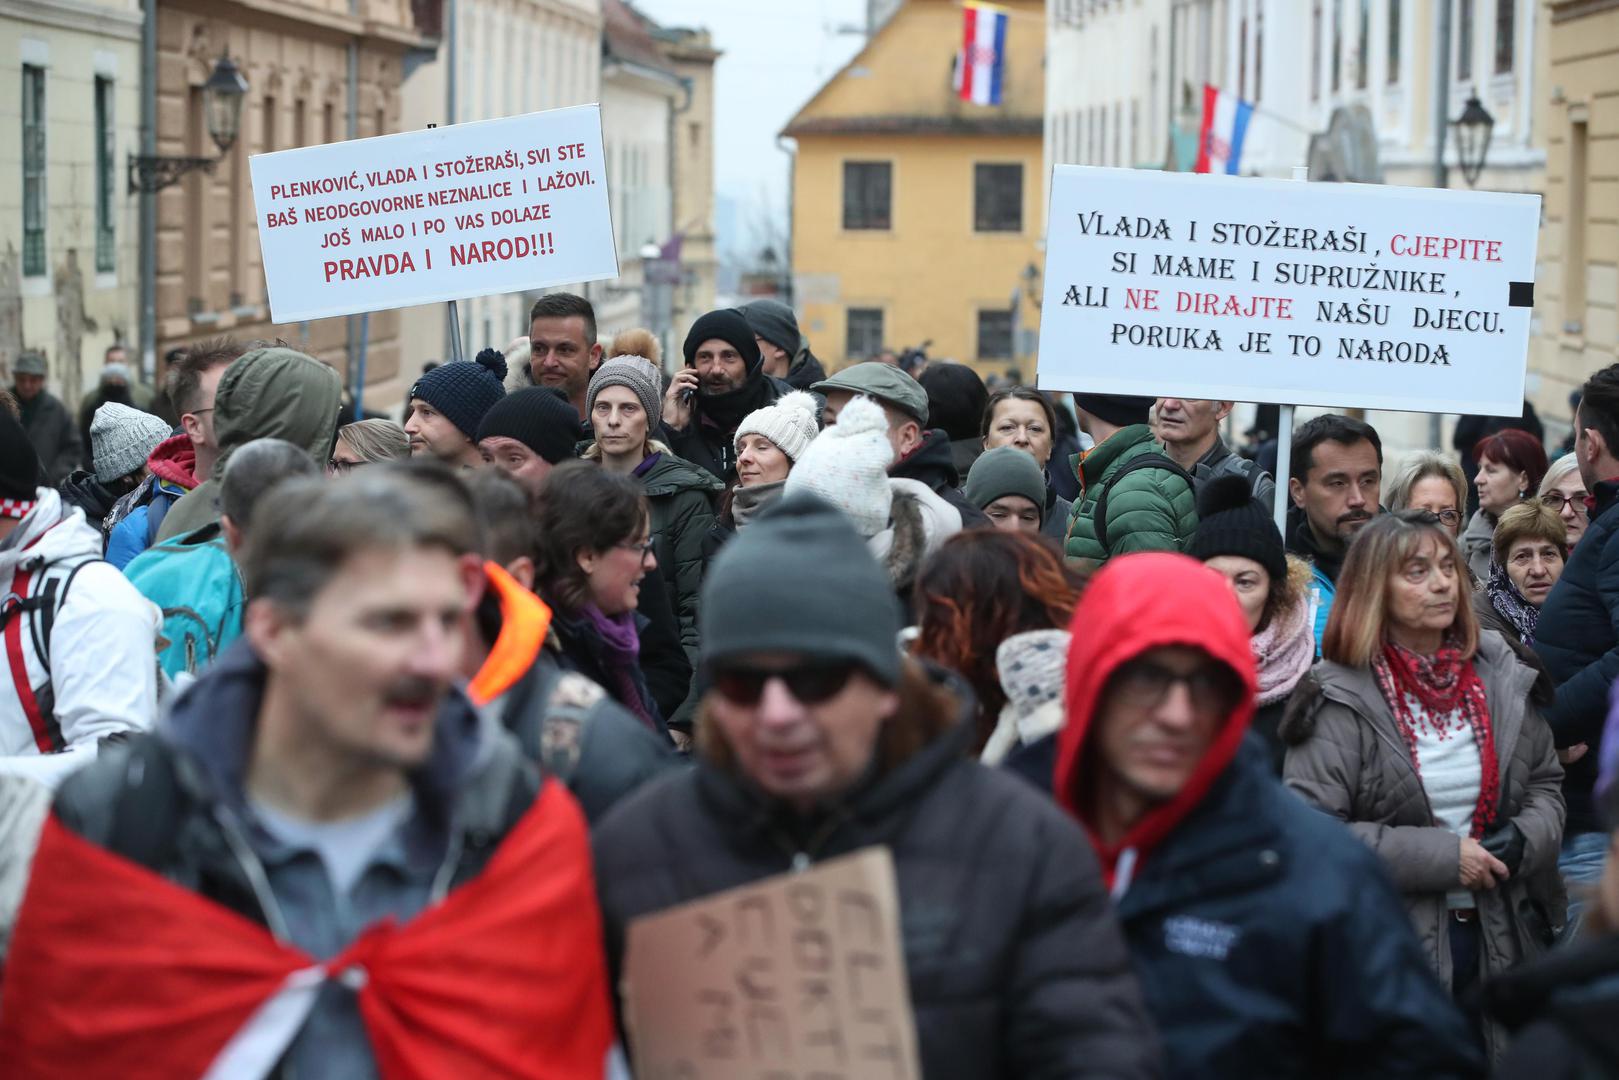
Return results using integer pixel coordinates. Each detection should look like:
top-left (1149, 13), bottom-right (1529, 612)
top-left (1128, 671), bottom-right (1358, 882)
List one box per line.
top-left (328, 418), bottom-right (409, 474)
top-left (1464, 429), bottom-right (1550, 581)
top-left (1282, 511), bottom-right (1566, 1061)
top-left (1538, 452), bottom-right (1589, 548)
top-left (1474, 502), bottom-right (1569, 650)
top-left (1386, 451), bottom-right (1469, 540)
top-left (530, 460), bottom-right (668, 736)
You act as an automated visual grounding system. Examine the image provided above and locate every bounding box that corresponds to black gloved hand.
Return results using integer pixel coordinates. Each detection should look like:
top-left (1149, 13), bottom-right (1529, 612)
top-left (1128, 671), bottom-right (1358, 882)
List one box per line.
top-left (1481, 822), bottom-right (1526, 876)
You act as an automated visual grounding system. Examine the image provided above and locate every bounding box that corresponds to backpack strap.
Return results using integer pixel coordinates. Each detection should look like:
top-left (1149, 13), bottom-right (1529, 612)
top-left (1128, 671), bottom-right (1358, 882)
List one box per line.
top-left (145, 490), bottom-right (174, 548)
top-left (1094, 452), bottom-right (1197, 552)
top-left (1, 553), bottom-right (105, 753)
top-left (2, 563), bottom-right (58, 753)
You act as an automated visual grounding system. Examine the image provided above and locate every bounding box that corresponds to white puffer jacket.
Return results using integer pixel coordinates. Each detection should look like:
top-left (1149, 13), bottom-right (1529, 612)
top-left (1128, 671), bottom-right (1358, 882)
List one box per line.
top-left (0, 488), bottom-right (161, 789)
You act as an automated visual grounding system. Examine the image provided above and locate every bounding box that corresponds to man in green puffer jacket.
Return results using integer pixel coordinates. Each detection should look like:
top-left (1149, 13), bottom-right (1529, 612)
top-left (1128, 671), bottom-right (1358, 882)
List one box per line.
top-left (1064, 393), bottom-right (1198, 566)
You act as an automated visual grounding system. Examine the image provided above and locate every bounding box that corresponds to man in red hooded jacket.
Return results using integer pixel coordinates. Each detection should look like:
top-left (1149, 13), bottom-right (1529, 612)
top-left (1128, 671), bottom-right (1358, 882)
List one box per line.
top-left (1011, 552), bottom-right (1485, 1078)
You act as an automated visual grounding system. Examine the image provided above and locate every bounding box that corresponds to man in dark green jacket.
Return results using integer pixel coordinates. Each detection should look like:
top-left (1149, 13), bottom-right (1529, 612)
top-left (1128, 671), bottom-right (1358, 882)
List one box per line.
top-left (1064, 394), bottom-right (1198, 565)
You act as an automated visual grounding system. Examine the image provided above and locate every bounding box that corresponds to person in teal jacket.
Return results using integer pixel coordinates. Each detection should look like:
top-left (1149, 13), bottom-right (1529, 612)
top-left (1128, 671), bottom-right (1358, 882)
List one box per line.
top-left (1282, 414), bottom-right (1384, 651)
top-left (1064, 394), bottom-right (1198, 566)
top-left (124, 438), bottom-right (317, 678)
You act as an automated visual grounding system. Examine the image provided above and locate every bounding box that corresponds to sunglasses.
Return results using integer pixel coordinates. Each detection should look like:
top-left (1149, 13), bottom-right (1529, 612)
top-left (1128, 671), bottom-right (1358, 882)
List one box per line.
top-left (710, 661), bottom-right (861, 706)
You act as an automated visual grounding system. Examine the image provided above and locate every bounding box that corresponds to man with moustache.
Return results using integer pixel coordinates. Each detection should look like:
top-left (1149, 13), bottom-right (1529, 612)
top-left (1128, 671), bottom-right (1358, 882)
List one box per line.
top-left (660, 308), bottom-right (792, 484)
top-left (1285, 414), bottom-right (1384, 649)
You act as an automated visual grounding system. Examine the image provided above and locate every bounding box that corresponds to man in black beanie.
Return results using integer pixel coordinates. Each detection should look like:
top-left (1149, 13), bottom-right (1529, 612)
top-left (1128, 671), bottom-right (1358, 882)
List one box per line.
top-left (591, 493), bottom-right (1160, 1077)
top-left (660, 308), bottom-right (792, 483)
top-left (1063, 393), bottom-right (1198, 566)
top-left (476, 386), bottom-right (579, 495)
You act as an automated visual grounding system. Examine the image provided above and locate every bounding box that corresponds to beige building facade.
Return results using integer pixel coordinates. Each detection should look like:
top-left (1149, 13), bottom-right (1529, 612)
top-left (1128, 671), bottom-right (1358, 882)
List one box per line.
top-left (1, 0), bottom-right (143, 401)
top-left (1533, 0), bottom-right (1619, 420)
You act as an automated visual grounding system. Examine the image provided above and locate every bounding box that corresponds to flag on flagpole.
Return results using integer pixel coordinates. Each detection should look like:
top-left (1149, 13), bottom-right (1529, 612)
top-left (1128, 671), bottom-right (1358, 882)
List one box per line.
top-left (958, 2), bottom-right (1009, 106)
top-left (1194, 84), bottom-right (1254, 174)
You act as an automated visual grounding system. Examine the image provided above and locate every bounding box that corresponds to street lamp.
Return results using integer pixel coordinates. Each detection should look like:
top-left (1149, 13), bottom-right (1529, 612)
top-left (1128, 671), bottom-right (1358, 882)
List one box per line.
top-left (128, 54), bottom-right (250, 194)
top-left (1452, 92), bottom-right (1495, 188)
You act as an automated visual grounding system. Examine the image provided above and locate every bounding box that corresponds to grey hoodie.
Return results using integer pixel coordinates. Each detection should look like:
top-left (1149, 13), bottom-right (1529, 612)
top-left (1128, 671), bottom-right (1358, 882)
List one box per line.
top-left (155, 347), bottom-right (342, 542)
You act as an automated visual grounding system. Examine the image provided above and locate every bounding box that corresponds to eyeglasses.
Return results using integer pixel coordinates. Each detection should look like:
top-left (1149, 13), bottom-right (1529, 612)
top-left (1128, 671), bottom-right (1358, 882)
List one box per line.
top-left (710, 661), bottom-right (861, 706)
top-left (1539, 492), bottom-right (1588, 517)
top-left (617, 538), bottom-right (655, 560)
top-left (328, 458), bottom-right (364, 474)
top-left (1431, 509), bottom-right (1461, 527)
top-left (1110, 659), bottom-right (1241, 712)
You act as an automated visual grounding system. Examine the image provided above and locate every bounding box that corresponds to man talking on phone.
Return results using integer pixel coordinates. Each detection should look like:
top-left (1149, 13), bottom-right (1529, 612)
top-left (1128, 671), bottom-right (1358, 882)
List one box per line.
top-left (661, 308), bottom-right (797, 485)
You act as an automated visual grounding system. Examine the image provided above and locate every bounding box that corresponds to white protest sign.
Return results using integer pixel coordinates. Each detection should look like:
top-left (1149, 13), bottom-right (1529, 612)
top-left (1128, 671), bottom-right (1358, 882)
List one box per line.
top-left (1037, 166), bottom-right (1540, 416)
top-left (249, 105), bottom-right (618, 323)
top-left (622, 847), bottom-right (921, 1080)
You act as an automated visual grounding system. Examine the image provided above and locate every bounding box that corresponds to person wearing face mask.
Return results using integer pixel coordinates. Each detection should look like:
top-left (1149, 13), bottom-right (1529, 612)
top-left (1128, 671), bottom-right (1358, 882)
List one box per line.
top-left (530, 461), bottom-right (668, 737)
top-left (1536, 452), bottom-right (1588, 550)
top-left (591, 494), bottom-right (1161, 1079)
top-left (1283, 511), bottom-right (1566, 1061)
top-left (1154, 397), bottom-right (1276, 512)
top-left (704, 390), bottom-right (820, 558)
top-left (981, 388), bottom-right (1074, 539)
top-left (1475, 502), bottom-right (1569, 651)
top-left (1464, 429), bottom-right (1549, 582)
top-left (661, 309), bottom-right (793, 484)
top-left (1189, 477), bottom-right (1314, 771)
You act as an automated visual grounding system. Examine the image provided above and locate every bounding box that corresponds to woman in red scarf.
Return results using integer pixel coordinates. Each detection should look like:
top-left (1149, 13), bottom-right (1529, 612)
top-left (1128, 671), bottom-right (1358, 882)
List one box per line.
top-left (1280, 510), bottom-right (1566, 1064)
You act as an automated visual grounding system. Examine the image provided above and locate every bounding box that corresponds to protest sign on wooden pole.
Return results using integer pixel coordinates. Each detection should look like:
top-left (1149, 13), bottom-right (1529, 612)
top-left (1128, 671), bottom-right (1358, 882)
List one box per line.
top-left (622, 847), bottom-right (922, 1080)
top-left (249, 104), bottom-right (619, 330)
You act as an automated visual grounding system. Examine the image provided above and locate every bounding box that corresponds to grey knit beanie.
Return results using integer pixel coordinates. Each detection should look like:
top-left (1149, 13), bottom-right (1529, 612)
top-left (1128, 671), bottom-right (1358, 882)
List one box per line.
top-left (91, 402), bottom-right (171, 482)
top-left (701, 492), bottom-right (902, 686)
top-left (964, 445), bottom-right (1048, 522)
top-left (586, 355), bottom-right (663, 431)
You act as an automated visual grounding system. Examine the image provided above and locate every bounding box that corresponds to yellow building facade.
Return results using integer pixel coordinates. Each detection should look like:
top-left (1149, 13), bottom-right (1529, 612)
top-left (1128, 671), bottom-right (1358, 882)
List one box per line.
top-left (784, 0), bottom-right (1043, 378)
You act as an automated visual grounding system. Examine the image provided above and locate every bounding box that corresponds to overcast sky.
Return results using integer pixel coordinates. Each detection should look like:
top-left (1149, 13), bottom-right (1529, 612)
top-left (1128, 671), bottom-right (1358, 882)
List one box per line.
top-left (632, 0), bottom-right (868, 260)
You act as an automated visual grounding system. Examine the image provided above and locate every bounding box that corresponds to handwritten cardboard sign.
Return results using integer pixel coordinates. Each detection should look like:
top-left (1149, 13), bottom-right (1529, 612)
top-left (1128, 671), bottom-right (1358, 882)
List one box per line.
top-left (622, 847), bottom-right (921, 1080)
top-left (249, 105), bottom-right (618, 322)
top-left (1037, 166), bottom-right (1541, 416)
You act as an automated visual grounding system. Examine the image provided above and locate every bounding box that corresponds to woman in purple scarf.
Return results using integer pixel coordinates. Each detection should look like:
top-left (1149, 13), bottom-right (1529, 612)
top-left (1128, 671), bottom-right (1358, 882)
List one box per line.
top-left (531, 460), bottom-right (665, 734)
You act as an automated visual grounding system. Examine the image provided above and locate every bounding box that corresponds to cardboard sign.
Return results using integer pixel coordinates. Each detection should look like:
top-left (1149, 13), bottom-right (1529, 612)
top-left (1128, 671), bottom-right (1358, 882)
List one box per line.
top-left (1037, 166), bottom-right (1541, 417)
top-left (249, 105), bottom-right (618, 322)
top-left (622, 847), bottom-right (921, 1080)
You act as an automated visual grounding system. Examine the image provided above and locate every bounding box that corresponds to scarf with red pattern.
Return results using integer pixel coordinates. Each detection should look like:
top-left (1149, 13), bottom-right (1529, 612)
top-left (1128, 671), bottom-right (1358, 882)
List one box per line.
top-left (1371, 638), bottom-right (1499, 839)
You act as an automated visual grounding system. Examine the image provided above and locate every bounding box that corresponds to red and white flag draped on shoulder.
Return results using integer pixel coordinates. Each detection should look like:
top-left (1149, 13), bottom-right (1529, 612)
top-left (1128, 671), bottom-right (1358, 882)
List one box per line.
top-left (0, 781), bottom-right (613, 1079)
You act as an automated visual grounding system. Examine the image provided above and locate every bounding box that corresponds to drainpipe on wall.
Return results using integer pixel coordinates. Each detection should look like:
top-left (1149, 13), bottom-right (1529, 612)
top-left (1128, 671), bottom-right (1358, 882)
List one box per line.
top-left (444, 0), bottom-right (459, 363)
top-left (1430, 0), bottom-right (1452, 449)
top-left (138, 0), bottom-right (158, 381)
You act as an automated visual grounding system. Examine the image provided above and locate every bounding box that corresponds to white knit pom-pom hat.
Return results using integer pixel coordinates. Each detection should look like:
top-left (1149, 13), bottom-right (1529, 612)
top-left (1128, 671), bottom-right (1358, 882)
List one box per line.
top-left (784, 394), bottom-right (894, 538)
top-left (734, 390), bottom-right (821, 463)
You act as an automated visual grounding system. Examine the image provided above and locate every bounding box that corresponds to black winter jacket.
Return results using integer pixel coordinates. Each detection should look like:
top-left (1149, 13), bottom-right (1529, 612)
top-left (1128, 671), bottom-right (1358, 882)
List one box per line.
top-left (784, 346), bottom-right (827, 391)
top-left (548, 608), bottom-right (671, 738)
top-left (1536, 478), bottom-right (1619, 834)
top-left (1487, 932), bottom-right (1619, 1079)
top-left (630, 561), bottom-right (695, 726)
top-left (892, 429), bottom-right (990, 528)
top-left (592, 666), bottom-right (1162, 1080)
top-left (663, 372), bottom-right (793, 484)
top-left (1009, 736), bottom-right (1486, 1079)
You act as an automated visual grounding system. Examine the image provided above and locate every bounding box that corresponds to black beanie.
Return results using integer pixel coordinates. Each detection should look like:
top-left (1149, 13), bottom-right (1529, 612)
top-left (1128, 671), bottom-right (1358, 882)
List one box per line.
top-left (683, 309), bottom-right (761, 373)
top-left (1187, 474), bottom-right (1287, 583)
top-left (409, 348), bottom-right (508, 440)
top-left (700, 493), bottom-right (902, 685)
top-left (1072, 393), bottom-right (1154, 429)
top-left (0, 410), bottom-right (39, 503)
top-left (476, 386), bottom-right (580, 464)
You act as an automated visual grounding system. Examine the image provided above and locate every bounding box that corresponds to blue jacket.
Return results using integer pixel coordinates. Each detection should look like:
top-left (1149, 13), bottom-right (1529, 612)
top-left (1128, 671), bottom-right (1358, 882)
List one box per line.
top-left (1007, 740), bottom-right (1484, 1078)
top-left (105, 477), bottom-right (187, 570)
top-left (1535, 479), bottom-right (1619, 834)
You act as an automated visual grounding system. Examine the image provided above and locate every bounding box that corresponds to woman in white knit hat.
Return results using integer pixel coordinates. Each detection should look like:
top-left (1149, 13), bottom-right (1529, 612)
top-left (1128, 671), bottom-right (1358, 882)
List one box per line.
top-left (785, 395), bottom-right (962, 604)
top-left (704, 389), bottom-right (820, 558)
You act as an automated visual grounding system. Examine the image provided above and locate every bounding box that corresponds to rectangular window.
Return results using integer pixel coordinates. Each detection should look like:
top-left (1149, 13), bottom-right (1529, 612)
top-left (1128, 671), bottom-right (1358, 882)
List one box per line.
top-left (846, 307), bottom-right (884, 361)
top-left (22, 64), bottom-right (46, 277)
top-left (977, 310), bottom-right (1013, 359)
top-left (1356, 0), bottom-right (1369, 89)
top-left (1387, 0), bottom-right (1402, 83)
top-left (94, 76), bottom-right (115, 274)
top-left (1565, 120), bottom-right (1588, 330)
top-left (1494, 0), bottom-right (1515, 75)
top-left (1457, 0), bottom-right (1474, 81)
top-left (974, 163), bottom-right (1023, 232)
top-left (1311, 2), bottom-right (1322, 100)
top-left (1331, 0), bottom-right (1342, 92)
top-left (842, 161), bottom-right (892, 230)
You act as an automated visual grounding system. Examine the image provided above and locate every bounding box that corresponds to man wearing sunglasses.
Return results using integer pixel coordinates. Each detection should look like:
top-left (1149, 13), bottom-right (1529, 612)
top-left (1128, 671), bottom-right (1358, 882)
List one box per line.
top-left (592, 493), bottom-right (1160, 1078)
top-left (1021, 552), bottom-right (1482, 1077)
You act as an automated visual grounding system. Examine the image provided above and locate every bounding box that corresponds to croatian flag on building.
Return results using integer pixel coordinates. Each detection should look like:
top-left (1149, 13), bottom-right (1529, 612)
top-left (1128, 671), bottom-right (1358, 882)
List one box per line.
top-left (1194, 83), bottom-right (1254, 174)
top-left (958, 2), bottom-right (1009, 106)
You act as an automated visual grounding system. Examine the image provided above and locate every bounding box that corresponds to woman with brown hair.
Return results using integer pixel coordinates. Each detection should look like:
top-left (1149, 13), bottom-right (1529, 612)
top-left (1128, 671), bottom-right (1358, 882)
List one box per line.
top-left (911, 530), bottom-right (1083, 754)
top-left (1282, 511), bottom-right (1565, 1061)
top-left (1475, 501), bottom-right (1569, 649)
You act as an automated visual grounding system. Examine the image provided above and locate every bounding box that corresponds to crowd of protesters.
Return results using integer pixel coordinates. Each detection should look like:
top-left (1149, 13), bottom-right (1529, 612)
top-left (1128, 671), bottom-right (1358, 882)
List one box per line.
top-left (2, 290), bottom-right (1619, 1077)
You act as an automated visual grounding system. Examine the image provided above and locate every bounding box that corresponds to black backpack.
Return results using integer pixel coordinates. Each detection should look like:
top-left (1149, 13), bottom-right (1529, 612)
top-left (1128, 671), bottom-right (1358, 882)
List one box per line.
top-left (1092, 452), bottom-right (1197, 552)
